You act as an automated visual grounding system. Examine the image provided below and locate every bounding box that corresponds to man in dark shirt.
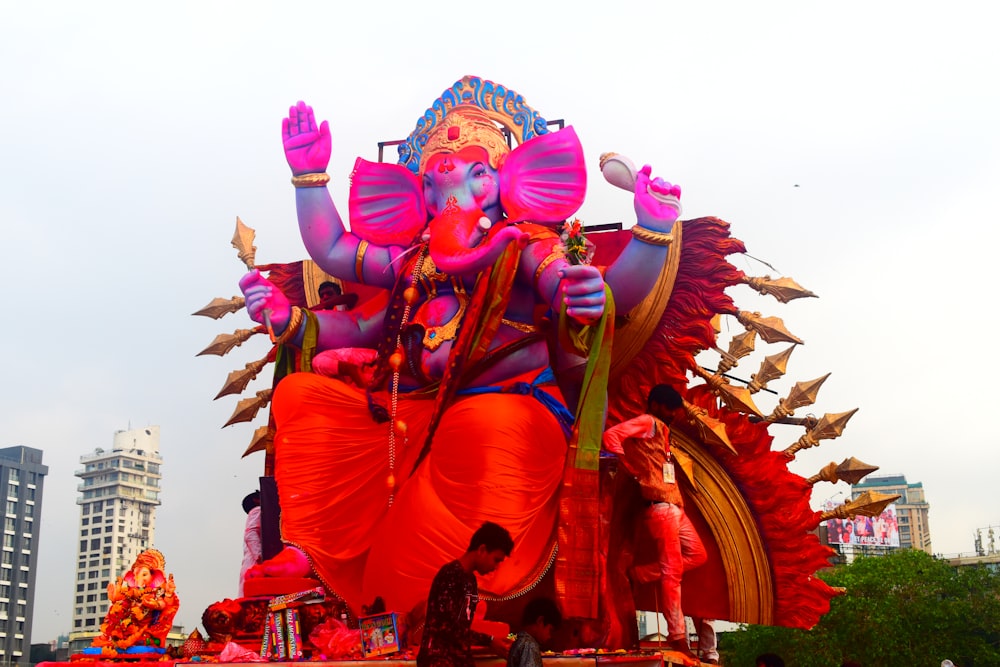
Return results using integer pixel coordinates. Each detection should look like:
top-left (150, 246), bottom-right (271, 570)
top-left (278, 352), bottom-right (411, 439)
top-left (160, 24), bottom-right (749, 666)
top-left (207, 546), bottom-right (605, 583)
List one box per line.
top-left (417, 522), bottom-right (514, 667)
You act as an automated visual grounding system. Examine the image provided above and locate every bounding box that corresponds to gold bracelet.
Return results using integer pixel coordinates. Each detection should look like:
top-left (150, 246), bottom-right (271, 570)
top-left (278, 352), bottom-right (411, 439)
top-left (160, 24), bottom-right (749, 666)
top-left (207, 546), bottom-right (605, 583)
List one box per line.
top-left (291, 173), bottom-right (331, 188)
top-left (355, 240), bottom-right (369, 283)
top-left (631, 225), bottom-right (673, 246)
top-left (533, 247), bottom-right (566, 292)
top-left (274, 306), bottom-right (304, 345)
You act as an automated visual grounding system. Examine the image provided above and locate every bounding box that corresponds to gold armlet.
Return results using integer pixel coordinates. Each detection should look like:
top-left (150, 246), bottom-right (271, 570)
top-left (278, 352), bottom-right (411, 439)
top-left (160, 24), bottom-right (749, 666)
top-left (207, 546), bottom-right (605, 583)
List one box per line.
top-left (355, 240), bottom-right (369, 283)
top-left (533, 248), bottom-right (566, 292)
top-left (631, 225), bottom-right (673, 246)
top-left (291, 173), bottom-right (331, 188)
top-left (274, 307), bottom-right (304, 345)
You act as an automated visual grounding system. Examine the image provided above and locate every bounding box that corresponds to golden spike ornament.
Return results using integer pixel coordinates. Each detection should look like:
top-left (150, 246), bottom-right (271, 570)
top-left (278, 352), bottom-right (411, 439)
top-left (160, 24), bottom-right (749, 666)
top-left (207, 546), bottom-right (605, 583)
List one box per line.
top-left (715, 330), bottom-right (757, 374)
top-left (224, 389), bottom-right (273, 428)
top-left (693, 367), bottom-right (764, 418)
top-left (735, 310), bottom-right (804, 345)
top-left (192, 296), bottom-right (246, 320)
top-left (766, 373), bottom-right (831, 421)
top-left (748, 345), bottom-right (795, 393)
top-left (820, 490), bottom-right (900, 522)
top-left (742, 275), bottom-right (818, 303)
top-left (196, 327), bottom-right (263, 357)
top-left (232, 217), bottom-right (258, 269)
top-left (807, 457), bottom-right (880, 486)
top-left (242, 425), bottom-right (275, 458)
top-left (782, 408), bottom-right (860, 459)
top-left (682, 401), bottom-right (738, 456)
top-left (215, 357), bottom-right (270, 400)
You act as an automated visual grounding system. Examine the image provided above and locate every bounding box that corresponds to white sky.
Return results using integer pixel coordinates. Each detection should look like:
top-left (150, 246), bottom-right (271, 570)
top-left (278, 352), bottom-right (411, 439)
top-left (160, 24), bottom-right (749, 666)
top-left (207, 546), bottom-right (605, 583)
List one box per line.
top-left (2, 0), bottom-right (998, 644)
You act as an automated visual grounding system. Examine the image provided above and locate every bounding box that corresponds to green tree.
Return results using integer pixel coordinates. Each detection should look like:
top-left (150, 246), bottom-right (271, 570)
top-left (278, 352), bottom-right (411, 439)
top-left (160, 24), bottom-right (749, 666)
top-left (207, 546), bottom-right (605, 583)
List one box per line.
top-left (722, 549), bottom-right (1000, 666)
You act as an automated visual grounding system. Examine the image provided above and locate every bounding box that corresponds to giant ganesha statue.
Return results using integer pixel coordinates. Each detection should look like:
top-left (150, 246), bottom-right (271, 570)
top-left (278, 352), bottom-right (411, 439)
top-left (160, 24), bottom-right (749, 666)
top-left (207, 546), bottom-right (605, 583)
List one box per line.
top-left (224, 75), bottom-right (848, 641)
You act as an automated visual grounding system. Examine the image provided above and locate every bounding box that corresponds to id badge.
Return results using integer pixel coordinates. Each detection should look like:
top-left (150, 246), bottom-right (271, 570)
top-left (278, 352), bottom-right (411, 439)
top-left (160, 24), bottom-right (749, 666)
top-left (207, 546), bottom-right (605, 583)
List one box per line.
top-left (662, 461), bottom-right (675, 484)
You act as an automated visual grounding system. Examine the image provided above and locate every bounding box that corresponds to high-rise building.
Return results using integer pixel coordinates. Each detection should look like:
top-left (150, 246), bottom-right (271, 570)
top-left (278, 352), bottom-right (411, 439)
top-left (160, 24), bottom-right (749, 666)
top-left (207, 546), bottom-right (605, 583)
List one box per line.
top-left (68, 427), bottom-right (162, 652)
top-left (852, 474), bottom-right (931, 553)
top-left (0, 446), bottom-right (47, 666)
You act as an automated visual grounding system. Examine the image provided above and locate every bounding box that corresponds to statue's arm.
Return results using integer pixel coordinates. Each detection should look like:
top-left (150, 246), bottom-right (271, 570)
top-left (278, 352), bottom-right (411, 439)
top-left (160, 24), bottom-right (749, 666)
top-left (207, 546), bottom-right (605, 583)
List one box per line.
top-left (603, 165), bottom-right (681, 313)
top-left (284, 101), bottom-right (400, 288)
top-left (239, 270), bottom-right (383, 351)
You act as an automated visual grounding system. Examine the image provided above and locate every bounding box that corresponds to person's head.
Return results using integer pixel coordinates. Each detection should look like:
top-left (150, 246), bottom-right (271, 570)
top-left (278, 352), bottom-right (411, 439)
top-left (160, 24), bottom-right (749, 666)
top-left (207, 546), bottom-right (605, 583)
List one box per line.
top-left (521, 597), bottom-right (562, 644)
top-left (242, 490), bottom-right (261, 514)
top-left (647, 384), bottom-right (684, 424)
top-left (756, 653), bottom-right (785, 667)
top-left (318, 281), bottom-right (343, 309)
top-left (466, 521), bottom-right (514, 575)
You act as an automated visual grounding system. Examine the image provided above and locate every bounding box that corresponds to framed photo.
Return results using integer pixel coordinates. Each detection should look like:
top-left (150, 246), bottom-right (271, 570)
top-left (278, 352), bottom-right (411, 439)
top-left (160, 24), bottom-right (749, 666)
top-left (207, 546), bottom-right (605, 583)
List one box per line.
top-left (359, 612), bottom-right (400, 657)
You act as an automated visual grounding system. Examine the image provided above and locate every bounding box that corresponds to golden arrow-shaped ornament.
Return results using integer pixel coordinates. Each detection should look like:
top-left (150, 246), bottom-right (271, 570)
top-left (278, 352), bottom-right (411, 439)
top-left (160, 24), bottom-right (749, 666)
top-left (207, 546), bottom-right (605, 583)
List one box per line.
top-left (223, 389), bottom-right (273, 427)
top-left (807, 457), bottom-right (880, 486)
top-left (783, 408), bottom-right (859, 459)
top-left (214, 357), bottom-right (270, 400)
top-left (715, 330), bottom-right (757, 374)
top-left (767, 373), bottom-right (831, 421)
top-left (196, 327), bottom-right (263, 357)
top-left (735, 310), bottom-right (804, 345)
top-left (232, 217), bottom-right (258, 270)
top-left (242, 425), bottom-right (275, 458)
top-left (192, 296), bottom-right (246, 320)
top-left (742, 275), bottom-right (818, 303)
top-left (682, 401), bottom-right (738, 456)
top-left (693, 366), bottom-right (764, 418)
top-left (748, 345), bottom-right (795, 393)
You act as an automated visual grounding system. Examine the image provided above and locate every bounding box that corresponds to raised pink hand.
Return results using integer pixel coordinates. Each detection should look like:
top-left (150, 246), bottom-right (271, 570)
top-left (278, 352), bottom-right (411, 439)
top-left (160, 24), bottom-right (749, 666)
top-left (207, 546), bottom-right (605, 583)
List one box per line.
top-left (282, 101), bottom-right (332, 176)
top-left (634, 164), bottom-right (682, 231)
top-left (558, 264), bottom-right (606, 324)
top-left (239, 270), bottom-right (292, 333)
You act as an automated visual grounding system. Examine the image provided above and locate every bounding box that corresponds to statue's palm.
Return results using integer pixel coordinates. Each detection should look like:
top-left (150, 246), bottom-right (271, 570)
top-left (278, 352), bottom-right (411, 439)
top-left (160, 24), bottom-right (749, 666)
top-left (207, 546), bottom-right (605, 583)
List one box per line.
top-left (282, 101), bottom-right (331, 175)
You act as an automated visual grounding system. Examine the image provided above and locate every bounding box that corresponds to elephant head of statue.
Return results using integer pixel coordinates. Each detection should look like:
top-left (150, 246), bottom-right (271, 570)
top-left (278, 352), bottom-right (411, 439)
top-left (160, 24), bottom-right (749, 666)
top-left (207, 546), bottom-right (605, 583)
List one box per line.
top-left (347, 96), bottom-right (587, 277)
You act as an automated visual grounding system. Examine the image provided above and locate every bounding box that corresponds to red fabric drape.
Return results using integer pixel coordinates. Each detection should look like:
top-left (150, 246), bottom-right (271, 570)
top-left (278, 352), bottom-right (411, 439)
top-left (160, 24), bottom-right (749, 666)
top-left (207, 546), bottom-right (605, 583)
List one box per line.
top-left (272, 372), bottom-right (567, 614)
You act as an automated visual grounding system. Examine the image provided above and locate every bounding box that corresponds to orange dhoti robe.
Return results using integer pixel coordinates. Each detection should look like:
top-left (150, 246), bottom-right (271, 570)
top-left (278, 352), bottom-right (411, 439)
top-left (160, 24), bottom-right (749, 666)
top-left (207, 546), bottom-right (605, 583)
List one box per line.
top-left (271, 371), bottom-right (568, 613)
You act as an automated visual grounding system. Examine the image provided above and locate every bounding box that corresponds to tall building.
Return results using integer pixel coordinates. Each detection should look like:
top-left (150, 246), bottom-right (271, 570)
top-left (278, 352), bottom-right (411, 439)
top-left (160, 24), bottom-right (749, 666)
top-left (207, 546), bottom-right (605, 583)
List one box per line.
top-left (852, 474), bottom-right (931, 553)
top-left (68, 427), bottom-right (162, 652)
top-left (0, 446), bottom-right (47, 666)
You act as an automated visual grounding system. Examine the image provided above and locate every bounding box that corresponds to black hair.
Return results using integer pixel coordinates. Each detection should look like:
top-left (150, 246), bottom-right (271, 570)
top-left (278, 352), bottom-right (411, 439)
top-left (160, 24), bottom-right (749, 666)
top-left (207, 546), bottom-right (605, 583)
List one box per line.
top-left (521, 597), bottom-right (562, 629)
top-left (648, 384), bottom-right (684, 412)
top-left (242, 490), bottom-right (261, 514)
top-left (756, 653), bottom-right (786, 667)
top-left (467, 521), bottom-right (514, 556)
top-left (319, 281), bottom-right (342, 295)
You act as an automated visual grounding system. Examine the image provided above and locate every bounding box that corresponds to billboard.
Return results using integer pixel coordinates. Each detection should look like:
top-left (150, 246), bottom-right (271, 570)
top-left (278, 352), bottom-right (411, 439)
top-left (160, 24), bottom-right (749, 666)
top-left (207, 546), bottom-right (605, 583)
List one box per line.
top-left (826, 503), bottom-right (900, 547)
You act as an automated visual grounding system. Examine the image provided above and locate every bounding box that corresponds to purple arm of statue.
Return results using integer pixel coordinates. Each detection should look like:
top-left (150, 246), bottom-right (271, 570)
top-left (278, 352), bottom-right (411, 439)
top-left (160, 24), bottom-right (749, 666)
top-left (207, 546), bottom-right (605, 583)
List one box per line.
top-left (603, 165), bottom-right (682, 313)
top-left (283, 102), bottom-right (401, 289)
top-left (239, 270), bottom-right (383, 350)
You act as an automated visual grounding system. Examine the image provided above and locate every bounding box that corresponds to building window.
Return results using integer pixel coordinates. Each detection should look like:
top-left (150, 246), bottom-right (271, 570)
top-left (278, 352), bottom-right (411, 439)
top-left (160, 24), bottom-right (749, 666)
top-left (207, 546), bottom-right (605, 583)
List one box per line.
top-left (90, 539), bottom-right (99, 550)
top-left (76, 595), bottom-right (83, 604)
top-left (4, 502), bottom-right (14, 516)
top-left (3, 518), bottom-right (13, 532)
top-left (6, 485), bottom-right (16, 499)
top-left (85, 618), bottom-right (95, 626)
top-left (8, 471), bottom-right (18, 483)
top-left (76, 584), bottom-right (84, 592)
top-left (82, 505), bottom-right (89, 515)
top-left (3, 536), bottom-right (13, 548)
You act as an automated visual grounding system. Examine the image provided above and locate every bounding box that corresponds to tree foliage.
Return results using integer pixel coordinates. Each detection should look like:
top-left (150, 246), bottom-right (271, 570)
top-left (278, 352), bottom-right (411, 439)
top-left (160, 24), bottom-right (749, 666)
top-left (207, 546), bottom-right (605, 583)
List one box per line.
top-left (722, 549), bottom-right (1000, 666)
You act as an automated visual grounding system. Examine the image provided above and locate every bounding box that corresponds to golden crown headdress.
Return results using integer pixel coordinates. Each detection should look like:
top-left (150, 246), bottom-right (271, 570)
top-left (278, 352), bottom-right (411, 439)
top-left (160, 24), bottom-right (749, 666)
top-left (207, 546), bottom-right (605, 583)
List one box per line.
top-left (399, 75), bottom-right (550, 177)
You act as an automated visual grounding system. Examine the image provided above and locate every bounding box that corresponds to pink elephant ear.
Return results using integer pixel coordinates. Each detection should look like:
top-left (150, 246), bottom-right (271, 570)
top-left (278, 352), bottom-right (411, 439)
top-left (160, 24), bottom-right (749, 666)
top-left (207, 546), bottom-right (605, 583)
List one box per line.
top-left (348, 158), bottom-right (427, 246)
top-left (499, 126), bottom-right (587, 225)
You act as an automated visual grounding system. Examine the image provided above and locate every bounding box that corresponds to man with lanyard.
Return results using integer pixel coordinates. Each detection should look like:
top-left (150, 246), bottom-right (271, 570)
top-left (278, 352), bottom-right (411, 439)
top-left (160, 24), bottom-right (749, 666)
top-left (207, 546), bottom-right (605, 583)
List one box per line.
top-left (602, 384), bottom-right (716, 664)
